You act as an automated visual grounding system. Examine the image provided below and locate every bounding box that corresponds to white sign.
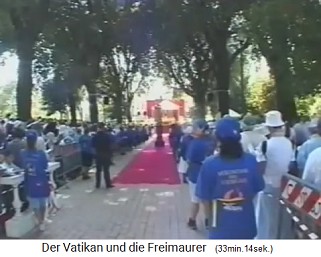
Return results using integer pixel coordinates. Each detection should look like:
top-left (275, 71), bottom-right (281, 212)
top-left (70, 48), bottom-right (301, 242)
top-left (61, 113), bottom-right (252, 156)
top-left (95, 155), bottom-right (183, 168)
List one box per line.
top-left (293, 187), bottom-right (312, 209)
top-left (281, 180), bottom-right (296, 200)
top-left (309, 197), bottom-right (321, 220)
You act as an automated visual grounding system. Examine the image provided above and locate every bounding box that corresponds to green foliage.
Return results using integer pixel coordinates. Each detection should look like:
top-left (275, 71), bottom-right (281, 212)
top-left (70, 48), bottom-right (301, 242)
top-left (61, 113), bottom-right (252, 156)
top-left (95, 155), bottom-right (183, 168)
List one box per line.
top-left (309, 97), bottom-right (321, 117)
top-left (246, 0), bottom-right (321, 120)
top-left (0, 83), bottom-right (16, 117)
top-left (247, 79), bottom-right (276, 114)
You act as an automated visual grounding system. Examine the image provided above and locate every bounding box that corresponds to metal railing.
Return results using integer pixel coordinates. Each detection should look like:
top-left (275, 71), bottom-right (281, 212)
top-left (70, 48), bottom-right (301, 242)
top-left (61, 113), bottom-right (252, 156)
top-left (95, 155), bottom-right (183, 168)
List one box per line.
top-left (278, 174), bottom-right (321, 239)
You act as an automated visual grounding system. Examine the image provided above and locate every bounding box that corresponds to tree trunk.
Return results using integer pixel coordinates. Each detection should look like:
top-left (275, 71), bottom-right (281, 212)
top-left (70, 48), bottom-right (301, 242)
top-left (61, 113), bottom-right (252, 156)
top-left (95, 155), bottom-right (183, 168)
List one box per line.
top-left (16, 41), bottom-right (34, 121)
top-left (214, 33), bottom-right (231, 117)
top-left (215, 47), bottom-right (231, 116)
top-left (86, 85), bottom-right (99, 124)
top-left (126, 108), bottom-right (132, 123)
top-left (114, 89), bottom-right (123, 124)
top-left (267, 55), bottom-right (298, 123)
top-left (193, 93), bottom-right (206, 119)
top-left (126, 96), bottom-right (134, 123)
top-left (209, 93), bottom-right (218, 119)
top-left (272, 70), bottom-right (297, 122)
top-left (68, 94), bottom-right (77, 126)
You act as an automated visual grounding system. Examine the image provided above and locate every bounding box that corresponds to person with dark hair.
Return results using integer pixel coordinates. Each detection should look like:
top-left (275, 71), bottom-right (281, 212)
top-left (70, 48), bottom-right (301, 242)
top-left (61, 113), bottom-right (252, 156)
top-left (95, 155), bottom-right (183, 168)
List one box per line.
top-left (79, 128), bottom-right (94, 180)
top-left (6, 128), bottom-right (26, 168)
top-left (21, 131), bottom-right (50, 231)
top-left (92, 123), bottom-right (114, 189)
top-left (185, 120), bottom-right (214, 230)
top-left (196, 118), bottom-right (265, 239)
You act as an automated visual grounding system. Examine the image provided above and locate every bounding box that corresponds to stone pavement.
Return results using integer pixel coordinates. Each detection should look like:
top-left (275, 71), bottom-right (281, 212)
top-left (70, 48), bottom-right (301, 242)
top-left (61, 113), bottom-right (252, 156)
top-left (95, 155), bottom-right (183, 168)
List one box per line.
top-left (27, 145), bottom-right (207, 240)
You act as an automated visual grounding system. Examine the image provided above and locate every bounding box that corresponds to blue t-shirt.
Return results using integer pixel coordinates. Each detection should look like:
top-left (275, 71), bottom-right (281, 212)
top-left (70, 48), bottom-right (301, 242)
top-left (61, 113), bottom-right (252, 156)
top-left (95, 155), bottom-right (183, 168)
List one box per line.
top-left (196, 153), bottom-right (265, 239)
top-left (179, 135), bottom-right (193, 160)
top-left (79, 134), bottom-right (93, 154)
top-left (21, 150), bottom-right (50, 198)
top-left (186, 137), bottom-right (215, 183)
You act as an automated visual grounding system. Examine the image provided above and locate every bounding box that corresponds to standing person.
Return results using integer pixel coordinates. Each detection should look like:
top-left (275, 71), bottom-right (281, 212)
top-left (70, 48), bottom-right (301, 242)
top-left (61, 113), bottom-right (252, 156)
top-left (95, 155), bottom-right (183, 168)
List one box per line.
top-left (178, 126), bottom-right (193, 183)
top-left (186, 120), bottom-right (214, 230)
top-left (92, 123), bottom-right (114, 189)
top-left (21, 131), bottom-right (50, 231)
top-left (196, 118), bottom-right (265, 239)
top-left (255, 111), bottom-right (294, 239)
top-left (302, 146), bottom-right (321, 189)
top-left (296, 118), bottom-right (321, 176)
top-left (79, 128), bottom-right (93, 180)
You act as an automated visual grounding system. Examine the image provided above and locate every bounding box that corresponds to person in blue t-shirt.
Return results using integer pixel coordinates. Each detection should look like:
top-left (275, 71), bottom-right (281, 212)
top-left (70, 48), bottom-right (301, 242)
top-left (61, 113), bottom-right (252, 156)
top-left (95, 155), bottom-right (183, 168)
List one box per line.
top-left (21, 130), bottom-right (50, 231)
top-left (186, 120), bottom-right (214, 230)
top-left (196, 117), bottom-right (265, 239)
top-left (79, 128), bottom-right (94, 180)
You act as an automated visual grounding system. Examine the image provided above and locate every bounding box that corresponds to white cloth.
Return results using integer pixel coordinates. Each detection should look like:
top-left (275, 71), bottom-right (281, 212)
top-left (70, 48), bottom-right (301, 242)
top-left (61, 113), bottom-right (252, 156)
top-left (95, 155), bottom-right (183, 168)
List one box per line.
top-left (36, 136), bottom-right (47, 151)
top-left (241, 131), bottom-right (267, 154)
top-left (255, 136), bottom-right (293, 187)
top-left (178, 157), bottom-right (188, 174)
top-left (188, 181), bottom-right (199, 203)
top-left (302, 147), bottom-right (321, 189)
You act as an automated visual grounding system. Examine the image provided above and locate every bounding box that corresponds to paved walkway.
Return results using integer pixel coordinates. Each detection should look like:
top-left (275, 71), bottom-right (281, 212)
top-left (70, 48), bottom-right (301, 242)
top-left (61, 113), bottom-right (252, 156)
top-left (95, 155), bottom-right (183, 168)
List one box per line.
top-left (28, 144), bottom-right (207, 239)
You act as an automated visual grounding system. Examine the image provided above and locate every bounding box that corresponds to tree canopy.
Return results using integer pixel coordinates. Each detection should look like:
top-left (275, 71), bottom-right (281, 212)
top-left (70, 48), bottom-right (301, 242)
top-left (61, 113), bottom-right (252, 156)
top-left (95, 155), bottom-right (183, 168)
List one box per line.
top-left (1, 0), bottom-right (321, 122)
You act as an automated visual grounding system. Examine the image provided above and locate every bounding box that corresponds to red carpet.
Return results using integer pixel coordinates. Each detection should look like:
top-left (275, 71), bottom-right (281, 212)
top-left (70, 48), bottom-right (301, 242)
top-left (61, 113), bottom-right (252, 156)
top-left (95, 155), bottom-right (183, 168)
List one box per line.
top-left (113, 139), bottom-right (180, 185)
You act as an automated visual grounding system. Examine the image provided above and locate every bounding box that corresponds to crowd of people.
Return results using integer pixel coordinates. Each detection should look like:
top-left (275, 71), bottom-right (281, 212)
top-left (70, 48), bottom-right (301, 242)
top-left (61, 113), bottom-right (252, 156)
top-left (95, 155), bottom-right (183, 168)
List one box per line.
top-left (170, 110), bottom-right (321, 239)
top-left (0, 116), bottom-right (152, 232)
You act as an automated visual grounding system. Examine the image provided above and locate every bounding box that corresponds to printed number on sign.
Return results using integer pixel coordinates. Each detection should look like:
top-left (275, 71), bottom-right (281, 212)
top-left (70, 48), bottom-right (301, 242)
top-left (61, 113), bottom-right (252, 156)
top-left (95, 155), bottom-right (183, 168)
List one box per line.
top-left (294, 187), bottom-right (312, 209)
top-left (309, 198), bottom-right (321, 220)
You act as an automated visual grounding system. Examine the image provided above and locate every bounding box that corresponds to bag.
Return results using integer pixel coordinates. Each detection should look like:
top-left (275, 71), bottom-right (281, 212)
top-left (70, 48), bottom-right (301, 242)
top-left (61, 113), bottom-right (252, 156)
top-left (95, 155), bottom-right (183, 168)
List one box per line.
top-left (261, 140), bottom-right (267, 156)
top-left (178, 157), bottom-right (188, 174)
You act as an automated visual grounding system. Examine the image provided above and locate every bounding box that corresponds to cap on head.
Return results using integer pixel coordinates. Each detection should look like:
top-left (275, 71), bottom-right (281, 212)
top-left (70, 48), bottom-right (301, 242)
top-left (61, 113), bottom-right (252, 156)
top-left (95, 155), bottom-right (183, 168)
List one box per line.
top-left (192, 119), bottom-right (209, 132)
top-left (26, 130), bottom-right (38, 142)
top-left (215, 117), bottom-right (241, 142)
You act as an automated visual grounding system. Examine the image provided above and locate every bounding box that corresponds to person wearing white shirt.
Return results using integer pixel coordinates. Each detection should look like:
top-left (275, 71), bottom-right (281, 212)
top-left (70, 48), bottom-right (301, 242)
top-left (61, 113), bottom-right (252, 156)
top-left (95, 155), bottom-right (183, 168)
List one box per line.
top-left (302, 147), bottom-right (321, 189)
top-left (240, 117), bottom-right (268, 154)
top-left (255, 110), bottom-right (294, 239)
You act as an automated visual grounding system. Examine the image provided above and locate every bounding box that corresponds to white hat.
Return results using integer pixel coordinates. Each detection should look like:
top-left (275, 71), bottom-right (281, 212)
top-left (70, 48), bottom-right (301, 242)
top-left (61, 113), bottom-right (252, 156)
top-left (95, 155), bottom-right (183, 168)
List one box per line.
top-left (264, 110), bottom-right (284, 127)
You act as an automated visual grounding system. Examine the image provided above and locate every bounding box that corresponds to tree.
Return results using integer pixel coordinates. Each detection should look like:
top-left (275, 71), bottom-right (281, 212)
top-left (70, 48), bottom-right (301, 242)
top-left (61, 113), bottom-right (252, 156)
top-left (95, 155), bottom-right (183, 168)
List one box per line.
top-left (99, 1), bottom-right (151, 123)
top-left (0, 83), bottom-right (16, 117)
top-left (246, 0), bottom-right (321, 121)
top-left (247, 78), bottom-right (276, 114)
top-left (149, 0), bottom-right (255, 118)
top-left (229, 52), bottom-right (250, 113)
top-left (0, 0), bottom-right (50, 121)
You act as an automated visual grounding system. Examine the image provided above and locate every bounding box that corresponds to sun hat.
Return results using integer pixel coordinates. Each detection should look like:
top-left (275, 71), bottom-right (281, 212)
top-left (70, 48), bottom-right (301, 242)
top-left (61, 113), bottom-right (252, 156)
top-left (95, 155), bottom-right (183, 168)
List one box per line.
top-left (241, 115), bottom-right (258, 131)
top-left (264, 110), bottom-right (285, 127)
